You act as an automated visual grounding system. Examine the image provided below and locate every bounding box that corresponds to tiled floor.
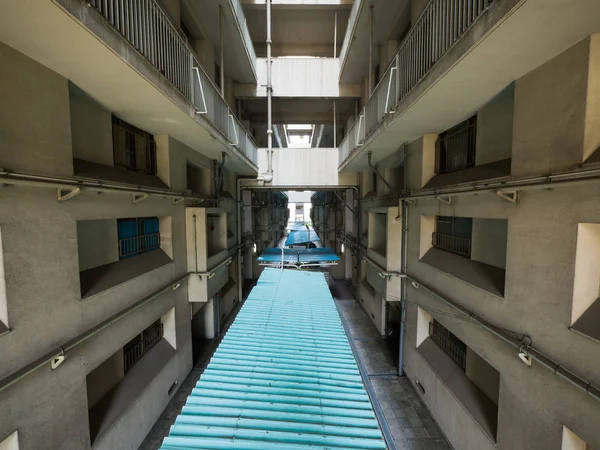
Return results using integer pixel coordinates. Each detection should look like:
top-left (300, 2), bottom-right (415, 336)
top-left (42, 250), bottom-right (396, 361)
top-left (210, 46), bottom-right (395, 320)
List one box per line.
top-left (139, 275), bottom-right (450, 450)
top-left (333, 280), bottom-right (451, 450)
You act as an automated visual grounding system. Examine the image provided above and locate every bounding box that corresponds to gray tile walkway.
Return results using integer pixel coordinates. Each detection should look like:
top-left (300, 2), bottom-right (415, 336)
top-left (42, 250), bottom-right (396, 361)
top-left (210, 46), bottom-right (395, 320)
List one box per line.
top-left (333, 282), bottom-right (451, 450)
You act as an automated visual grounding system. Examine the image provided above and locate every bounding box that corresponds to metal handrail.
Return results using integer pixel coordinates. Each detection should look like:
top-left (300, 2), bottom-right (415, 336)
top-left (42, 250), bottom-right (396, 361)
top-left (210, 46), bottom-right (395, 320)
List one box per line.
top-left (119, 233), bottom-right (161, 258)
top-left (87, 0), bottom-right (258, 165)
top-left (432, 232), bottom-right (471, 258)
top-left (338, 0), bottom-right (494, 167)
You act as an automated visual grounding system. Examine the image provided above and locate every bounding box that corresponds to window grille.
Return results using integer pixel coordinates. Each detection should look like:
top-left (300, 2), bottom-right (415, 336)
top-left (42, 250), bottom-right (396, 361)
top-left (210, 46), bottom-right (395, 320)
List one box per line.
top-left (430, 320), bottom-right (467, 371)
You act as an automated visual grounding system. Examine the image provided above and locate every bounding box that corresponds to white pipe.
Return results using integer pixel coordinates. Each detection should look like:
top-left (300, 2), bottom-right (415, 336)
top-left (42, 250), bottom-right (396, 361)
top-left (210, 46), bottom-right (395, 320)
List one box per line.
top-left (219, 5), bottom-right (225, 97)
top-left (334, 10), bottom-right (338, 58)
top-left (265, 0), bottom-right (274, 183)
top-left (369, 5), bottom-right (374, 95)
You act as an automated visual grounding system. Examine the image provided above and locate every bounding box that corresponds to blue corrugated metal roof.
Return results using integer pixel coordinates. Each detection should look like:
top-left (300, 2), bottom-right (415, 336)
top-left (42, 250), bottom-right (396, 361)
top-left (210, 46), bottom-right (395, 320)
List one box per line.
top-left (288, 222), bottom-right (308, 231)
top-left (160, 269), bottom-right (386, 450)
top-left (285, 230), bottom-right (320, 246)
top-left (257, 248), bottom-right (340, 264)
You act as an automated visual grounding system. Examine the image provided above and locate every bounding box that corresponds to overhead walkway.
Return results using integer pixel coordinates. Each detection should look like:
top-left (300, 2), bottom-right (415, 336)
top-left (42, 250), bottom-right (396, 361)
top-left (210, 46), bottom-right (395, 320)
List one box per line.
top-left (257, 248), bottom-right (340, 269)
top-left (159, 268), bottom-right (387, 450)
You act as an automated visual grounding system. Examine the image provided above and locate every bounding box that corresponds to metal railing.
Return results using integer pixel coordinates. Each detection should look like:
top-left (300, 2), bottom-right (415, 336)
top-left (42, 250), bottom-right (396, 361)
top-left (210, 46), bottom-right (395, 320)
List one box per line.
top-left (338, 0), bottom-right (494, 167)
top-left (430, 320), bottom-right (467, 371)
top-left (339, 0), bottom-right (363, 67)
top-left (87, 0), bottom-right (258, 166)
top-left (438, 117), bottom-right (477, 173)
top-left (432, 232), bottom-right (471, 258)
top-left (229, 0), bottom-right (257, 75)
top-left (119, 232), bottom-right (161, 258)
top-left (124, 322), bottom-right (164, 372)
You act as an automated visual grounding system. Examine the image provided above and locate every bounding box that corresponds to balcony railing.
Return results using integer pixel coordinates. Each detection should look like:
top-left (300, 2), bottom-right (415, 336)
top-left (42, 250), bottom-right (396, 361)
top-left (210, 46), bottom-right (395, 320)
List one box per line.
top-left (430, 320), bottom-right (467, 371)
top-left (87, 0), bottom-right (258, 166)
top-left (432, 232), bottom-right (471, 258)
top-left (119, 232), bottom-right (161, 258)
top-left (124, 322), bottom-right (164, 372)
top-left (229, 0), bottom-right (257, 76)
top-left (339, 0), bottom-right (363, 68)
top-left (339, 0), bottom-right (494, 167)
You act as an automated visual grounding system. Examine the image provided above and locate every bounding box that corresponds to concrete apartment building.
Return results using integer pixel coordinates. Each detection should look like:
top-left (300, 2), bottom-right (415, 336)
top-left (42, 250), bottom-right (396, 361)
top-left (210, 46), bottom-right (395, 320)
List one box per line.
top-left (1, 0), bottom-right (600, 449)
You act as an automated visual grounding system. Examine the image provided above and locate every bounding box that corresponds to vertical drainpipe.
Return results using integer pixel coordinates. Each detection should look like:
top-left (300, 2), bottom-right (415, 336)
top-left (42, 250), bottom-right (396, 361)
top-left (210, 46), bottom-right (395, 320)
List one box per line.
top-left (334, 10), bottom-right (338, 58)
top-left (333, 101), bottom-right (337, 148)
top-left (398, 143), bottom-right (409, 376)
top-left (219, 5), bottom-right (225, 97)
top-left (355, 174), bottom-right (361, 304)
top-left (264, 0), bottom-right (274, 183)
top-left (369, 5), bottom-right (374, 95)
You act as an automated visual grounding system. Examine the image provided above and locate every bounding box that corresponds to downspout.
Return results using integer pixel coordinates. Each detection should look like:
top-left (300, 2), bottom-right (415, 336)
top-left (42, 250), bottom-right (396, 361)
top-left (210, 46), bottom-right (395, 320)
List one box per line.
top-left (398, 143), bottom-right (409, 376)
top-left (215, 152), bottom-right (226, 202)
top-left (236, 181), bottom-right (245, 307)
top-left (263, 0), bottom-right (274, 183)
top-left (355, 174), bottom-right (361, 304)
top-left (368, 151), bottom-right (399, 197)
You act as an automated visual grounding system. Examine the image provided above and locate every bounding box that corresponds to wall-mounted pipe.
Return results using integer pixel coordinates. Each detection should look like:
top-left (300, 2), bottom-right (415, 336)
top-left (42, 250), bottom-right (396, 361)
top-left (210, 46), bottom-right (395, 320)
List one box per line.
top-left (367, 151), bottom-right (400, 197)
top-left (0, 170), bottom-right (213, 202)
top-left (0, 274), bottom-right (189, 396)
top-left (215, 152), bottom-right (227, 202)
top-left (264, 0), bottom-right (274, 183)
top-left (398, 144), bottom-right (409, 376)
top-left (192, 257), bottom-right (233, 279)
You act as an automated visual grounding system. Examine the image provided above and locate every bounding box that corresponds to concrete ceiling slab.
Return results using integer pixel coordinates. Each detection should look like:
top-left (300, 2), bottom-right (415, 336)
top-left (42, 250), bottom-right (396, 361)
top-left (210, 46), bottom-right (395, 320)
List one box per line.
top-left (182, 0), bottom-right (257, 83)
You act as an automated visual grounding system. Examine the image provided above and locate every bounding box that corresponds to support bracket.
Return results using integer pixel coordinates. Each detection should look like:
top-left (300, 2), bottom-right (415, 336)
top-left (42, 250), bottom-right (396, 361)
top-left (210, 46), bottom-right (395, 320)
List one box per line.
top-left (172, 197), bottom-right (185, 205)
top-left (132, 193), bottom-right (149, 204)
top-left (497, 190), bottom-right (519, 204)
top-left (57, 187), bottom-right (82, 202)
top-left (405, 199), bottom-right (417, 206)
top-left (436, 195), bottom-right (452, 205)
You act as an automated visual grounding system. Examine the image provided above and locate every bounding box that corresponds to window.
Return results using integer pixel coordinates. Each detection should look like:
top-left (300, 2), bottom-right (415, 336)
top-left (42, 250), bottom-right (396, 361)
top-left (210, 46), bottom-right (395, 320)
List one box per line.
top-left (433, 216), bottom-right (473, 258)
top-left (123, 319), bottom-right (164, 373)
top-left (430, 319), bottom-right (467, 370)
top-left (117, 217), bottom-right (160, 259)
top-left (437, 116), bottom-right (477, 173)
top-left (112, 116), bottom-right (156, 175)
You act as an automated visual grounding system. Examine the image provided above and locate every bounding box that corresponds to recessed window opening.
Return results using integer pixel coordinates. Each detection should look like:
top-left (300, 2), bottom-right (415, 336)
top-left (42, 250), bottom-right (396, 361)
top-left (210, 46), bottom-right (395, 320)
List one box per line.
top-left (117, 217), bottom-right (160, 260)
top-left (438, 116), bottom-right (477, 173)
top-left (112, 115), bottom-right (156, 175)
top-left (433, 216), bottom-right (473, 258)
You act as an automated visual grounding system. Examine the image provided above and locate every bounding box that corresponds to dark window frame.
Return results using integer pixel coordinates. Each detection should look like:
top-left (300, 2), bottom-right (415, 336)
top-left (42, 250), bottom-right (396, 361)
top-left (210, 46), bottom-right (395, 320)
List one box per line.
top-left (429, 320), bottom-right (467, 371)
top-left (112, 116), bottom-right (157, 175)
top-left (123, 319), bottom-right (164, 373)
top-left (437, 116), bottom-right (477, 174)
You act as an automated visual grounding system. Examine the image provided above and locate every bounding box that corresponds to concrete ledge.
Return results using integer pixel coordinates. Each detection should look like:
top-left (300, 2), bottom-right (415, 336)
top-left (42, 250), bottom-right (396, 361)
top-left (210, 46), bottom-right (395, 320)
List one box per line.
top-left (420, 248), bottom-right (505, 297)
top-left (423, 159), bottom-right (511, 190)
top-left (89, 339), bottom-right (176, 445)
top-left (571, 299), bottom-right (600, 343)
top-left (73, 159), bottom-right (169, 190)
top-left (418, 338), bottom-right (498, 443)
top-left (80, 250), bottom-right (173, 299)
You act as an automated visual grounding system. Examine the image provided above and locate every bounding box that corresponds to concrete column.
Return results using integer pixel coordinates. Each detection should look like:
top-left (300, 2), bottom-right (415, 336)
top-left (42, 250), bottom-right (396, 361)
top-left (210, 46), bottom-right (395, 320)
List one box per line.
top-left (219, 5), bottom-right (225, 97)
top-left (158, 0), bottom-right (181, 28)
top-left (192, 40), bottom-right (216, 83)
top-left (411, 0), bottom-right (429, 25)
top-left (381, 40), bottom-right (399, 71)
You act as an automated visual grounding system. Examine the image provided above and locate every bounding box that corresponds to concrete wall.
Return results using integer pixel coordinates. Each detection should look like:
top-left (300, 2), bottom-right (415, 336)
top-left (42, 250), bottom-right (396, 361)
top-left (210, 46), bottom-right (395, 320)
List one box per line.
top-left (69, 83), bottom-right (114, 166)
top-left (76, 220), bottom-right (119, 272)
top-left (86, 349), bottom-right (124, 409)
top-left (465, 347), bottom-right (500, 405)
top-left (512, 38), bottom-right (589, 177)
top-left (258, 148), bottom-right (357, 187)
top-left (237, 58), bottom-right (361, 98)
top-left (471, 219), bottom-right (508, 270)
top-left (0, 41), bottom-right (72, 177)
top-left (476, 83), bottom-right (514, 166)
top-left (0, 44), bottom-right (222, 450)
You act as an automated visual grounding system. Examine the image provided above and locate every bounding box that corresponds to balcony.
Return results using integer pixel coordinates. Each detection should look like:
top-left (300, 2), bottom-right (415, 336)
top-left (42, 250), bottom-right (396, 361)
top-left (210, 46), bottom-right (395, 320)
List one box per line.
top-left (338, 0), bottom-right (600, 172)
top-left (0, 0), bottom-right (258, 175)
top-left (339, 0), bottom-right (495, 168)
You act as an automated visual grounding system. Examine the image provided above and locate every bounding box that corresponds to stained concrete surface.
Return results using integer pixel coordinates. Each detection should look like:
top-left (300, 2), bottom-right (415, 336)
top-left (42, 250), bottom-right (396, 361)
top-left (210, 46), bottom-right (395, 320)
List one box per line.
top-left (332, 279), bottom-right (451, 450)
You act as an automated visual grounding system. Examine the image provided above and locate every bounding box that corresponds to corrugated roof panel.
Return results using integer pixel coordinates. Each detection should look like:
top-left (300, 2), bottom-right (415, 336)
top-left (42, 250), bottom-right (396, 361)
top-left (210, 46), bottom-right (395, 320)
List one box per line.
top-left (284, 230), bottom-right (320, 246)
top-left (159, 268), bottom-right (386, 450)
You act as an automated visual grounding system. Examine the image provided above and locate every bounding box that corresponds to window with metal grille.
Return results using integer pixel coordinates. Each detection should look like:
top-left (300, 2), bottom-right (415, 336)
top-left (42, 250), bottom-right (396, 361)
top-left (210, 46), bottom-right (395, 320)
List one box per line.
top-left (432, 216), bottom-right (473, 258)
top-left (112, 116), bottom-right (156, 175)
top-left (117, 217), bottom-right (160, 259)
top-left (123, 319), bottom-right (164, 373)
top-left (429, 320), bottom-right (467, 371)
top-left (437, 116), bottom-right (477, 173)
